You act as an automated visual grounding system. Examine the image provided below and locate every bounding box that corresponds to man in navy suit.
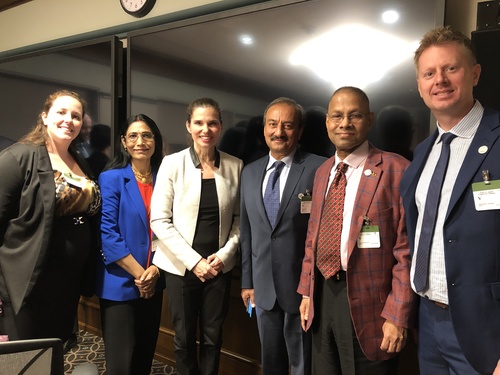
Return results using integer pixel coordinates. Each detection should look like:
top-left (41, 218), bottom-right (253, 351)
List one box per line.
top-left (400, 26), bottom-right (500, 374)
top-left (240, 97), bottom-right (326, 375)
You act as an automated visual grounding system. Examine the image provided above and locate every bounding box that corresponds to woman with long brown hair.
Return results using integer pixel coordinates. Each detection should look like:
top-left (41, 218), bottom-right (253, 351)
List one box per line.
top-left (0, 90), bottom-right (101, 341)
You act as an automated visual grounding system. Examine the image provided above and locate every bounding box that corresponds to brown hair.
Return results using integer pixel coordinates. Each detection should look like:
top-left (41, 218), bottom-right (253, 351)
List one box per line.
top-left (19, 90), bottom-right (87, 145)
top-left (414, 26), bottom-right (477, 68)
top-left (186, 97), bottom-right (222, 123)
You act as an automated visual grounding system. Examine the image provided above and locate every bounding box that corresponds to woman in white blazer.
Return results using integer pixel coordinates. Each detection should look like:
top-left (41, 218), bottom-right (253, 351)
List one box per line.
top-left (151, 98), bottom-right (242, 375)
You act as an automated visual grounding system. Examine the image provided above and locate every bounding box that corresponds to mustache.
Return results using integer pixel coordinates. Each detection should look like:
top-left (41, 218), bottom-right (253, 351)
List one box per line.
top-left (270, 135), bottom-right (288, 141)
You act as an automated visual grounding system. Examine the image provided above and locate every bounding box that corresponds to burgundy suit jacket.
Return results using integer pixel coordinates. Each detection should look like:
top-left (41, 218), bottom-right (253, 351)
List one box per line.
top-left (297, 145), bottom-right (416, 361)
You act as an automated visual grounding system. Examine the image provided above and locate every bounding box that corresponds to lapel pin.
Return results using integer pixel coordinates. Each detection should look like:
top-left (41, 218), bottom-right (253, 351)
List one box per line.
top-left (478, 145), bottom-right (488, 154)
top-left (364, 169), bottom-right (372, 176)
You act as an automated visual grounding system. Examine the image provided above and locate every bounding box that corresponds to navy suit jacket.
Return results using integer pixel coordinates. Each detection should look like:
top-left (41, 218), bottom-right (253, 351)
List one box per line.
top-left (400, 107), bottom-right (500, 374)
top-left (96, 164), bottom-right (164, 301)
top-left (240, 149), bottom-right (326, 313)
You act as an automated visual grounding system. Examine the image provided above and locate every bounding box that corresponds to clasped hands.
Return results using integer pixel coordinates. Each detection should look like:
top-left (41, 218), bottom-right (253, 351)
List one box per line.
top-left (192, 254), bottom-right (224, 282)
top-left (135, 265), bottom-right (160, 299)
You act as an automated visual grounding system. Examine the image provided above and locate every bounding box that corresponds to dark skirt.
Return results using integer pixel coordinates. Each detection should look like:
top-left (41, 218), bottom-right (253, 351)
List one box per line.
top-left (1, 214), bottom-right (91, 341)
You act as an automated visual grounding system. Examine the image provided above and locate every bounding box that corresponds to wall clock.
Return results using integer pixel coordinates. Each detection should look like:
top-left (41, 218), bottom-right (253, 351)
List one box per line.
top-left (120, 0), bottom-right (156, 18)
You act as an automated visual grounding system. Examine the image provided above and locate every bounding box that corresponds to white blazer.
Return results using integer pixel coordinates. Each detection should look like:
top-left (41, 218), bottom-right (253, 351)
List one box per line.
top-left (151, 147), bottom-right (242, 276)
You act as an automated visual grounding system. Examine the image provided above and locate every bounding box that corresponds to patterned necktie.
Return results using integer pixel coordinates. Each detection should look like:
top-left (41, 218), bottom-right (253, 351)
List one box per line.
top-left (413, 132), bottom-right (457, 293)
top-left (263, 161), bottom-right (285, 227)
top-left (316, 162), bottom-right (348, 279)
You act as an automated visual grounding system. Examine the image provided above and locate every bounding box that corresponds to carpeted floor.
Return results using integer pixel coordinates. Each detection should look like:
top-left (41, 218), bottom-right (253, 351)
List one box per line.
top-left (64, 330), bottom-right (175, 374)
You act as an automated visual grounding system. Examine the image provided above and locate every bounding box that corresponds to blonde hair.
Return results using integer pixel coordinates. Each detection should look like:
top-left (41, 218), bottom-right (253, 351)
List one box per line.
top-left (414, 26), bottom-right (477, 69)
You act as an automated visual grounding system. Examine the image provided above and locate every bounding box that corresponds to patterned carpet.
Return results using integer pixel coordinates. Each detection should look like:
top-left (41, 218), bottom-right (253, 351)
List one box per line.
top-left (64, 330), bottom-right (175, 374)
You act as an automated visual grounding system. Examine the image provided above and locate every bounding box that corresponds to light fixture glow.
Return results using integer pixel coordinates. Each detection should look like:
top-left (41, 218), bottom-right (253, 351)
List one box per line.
top-left (289, 24), bottom-right (415, 89)
top-left (239, 35), bottom-right (254, 46)
top-left (382, 10), bottom-right (400, 24)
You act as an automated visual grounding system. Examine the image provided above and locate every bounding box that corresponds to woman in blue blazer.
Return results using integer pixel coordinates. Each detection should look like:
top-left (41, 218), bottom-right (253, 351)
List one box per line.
top-left (96, 114), bottom-right (165, 375)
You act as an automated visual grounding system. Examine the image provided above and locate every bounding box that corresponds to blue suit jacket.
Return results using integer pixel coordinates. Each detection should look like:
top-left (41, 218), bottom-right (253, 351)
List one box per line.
top-left (240, 149), bottom-right (326, 313)
top-left (96, 165), bottom-right (164, 301)
top-left (400, 107), bottom-right (500, 374)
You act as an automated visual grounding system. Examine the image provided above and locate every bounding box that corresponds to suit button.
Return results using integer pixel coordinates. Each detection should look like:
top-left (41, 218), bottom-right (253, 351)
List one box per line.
top-left (271, 237), bottom-right (277, 241)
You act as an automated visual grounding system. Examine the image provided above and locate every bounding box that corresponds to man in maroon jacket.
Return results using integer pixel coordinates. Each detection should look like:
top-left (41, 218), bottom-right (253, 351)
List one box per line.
top-left (298, 86), bottom-right (416, 375)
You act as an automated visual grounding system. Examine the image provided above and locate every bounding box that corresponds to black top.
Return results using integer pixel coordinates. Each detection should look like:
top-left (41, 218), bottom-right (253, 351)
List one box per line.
top-left (192, 178), bottom-right (219, 259)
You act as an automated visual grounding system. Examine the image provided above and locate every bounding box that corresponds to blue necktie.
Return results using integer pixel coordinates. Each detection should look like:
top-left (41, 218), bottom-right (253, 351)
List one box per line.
top-left (413, 132), bottom-right (457, 293)
top-left (263, 161), bottom-right (285, 227)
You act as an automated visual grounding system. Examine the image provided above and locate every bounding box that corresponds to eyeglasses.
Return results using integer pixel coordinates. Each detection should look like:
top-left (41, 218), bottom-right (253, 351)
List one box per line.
top-left (124, 132), bottom-right (154, 143)
top-left (327, 113), bottom-right (368, 125)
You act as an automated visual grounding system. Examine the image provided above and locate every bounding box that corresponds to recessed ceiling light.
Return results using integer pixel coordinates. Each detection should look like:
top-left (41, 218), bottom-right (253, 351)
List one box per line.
top-left (382, 10), bottom-right (400, 24)
top-left (239, 35), bottom-right (254, 45)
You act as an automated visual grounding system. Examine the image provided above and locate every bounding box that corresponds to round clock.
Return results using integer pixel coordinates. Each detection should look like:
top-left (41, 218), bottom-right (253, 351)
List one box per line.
top-left (120, 0), bottom-right (156, 18)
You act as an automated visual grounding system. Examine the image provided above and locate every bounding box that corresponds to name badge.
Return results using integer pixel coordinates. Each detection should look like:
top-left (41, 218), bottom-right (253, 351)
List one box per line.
top-left (357, 225), bottom-right (381, 248)
top-left (63, 172), bottom-right (84, 188)
top-left (300, 196), bottom-right (312, 214)
top-left (472, 180), bottom-right (500, 211)
top-left (298, 192), bottom-right (312, 214)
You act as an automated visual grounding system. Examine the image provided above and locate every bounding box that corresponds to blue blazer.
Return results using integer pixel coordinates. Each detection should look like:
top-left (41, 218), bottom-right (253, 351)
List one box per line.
top-left (96, 165), bottom-right (164, 301)
top-left (240, 149), bottom-right (326, 313)
top-left (400, 107), bottom-right (500, 374)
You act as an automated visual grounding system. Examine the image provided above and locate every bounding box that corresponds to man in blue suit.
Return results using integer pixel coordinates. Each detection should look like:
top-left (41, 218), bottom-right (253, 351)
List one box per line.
top-left (400, 26), bottom-right (500, 374)
top-left (240, 97), bottom-right (326, 375)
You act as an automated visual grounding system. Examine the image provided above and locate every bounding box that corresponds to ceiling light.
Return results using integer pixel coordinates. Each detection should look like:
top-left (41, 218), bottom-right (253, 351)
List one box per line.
top-left (382, 10), bottom-right (400, 24)
top-left (289, 24), bottom-right (416, 89)
top-left (239, 35), bottom-right (254, 45)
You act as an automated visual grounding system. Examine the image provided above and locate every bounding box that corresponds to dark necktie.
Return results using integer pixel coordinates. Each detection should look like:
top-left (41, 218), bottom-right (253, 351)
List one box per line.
top-left (263, 161), bottom-right (285, 227)
top-left (413, 132), bottom-right (457, 293)
top-left (316, 162), bottom-right (348, 279)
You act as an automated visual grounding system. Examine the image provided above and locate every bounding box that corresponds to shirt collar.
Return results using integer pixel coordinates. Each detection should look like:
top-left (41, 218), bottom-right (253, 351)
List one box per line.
top-left (335, 140), bottom-right (369, 170)
top-left (189, 146), bottom-right (220, 168)
top-left (436, 100), bottom-right (484, 140)
top-left (266, 148), bottom-right (297, 170)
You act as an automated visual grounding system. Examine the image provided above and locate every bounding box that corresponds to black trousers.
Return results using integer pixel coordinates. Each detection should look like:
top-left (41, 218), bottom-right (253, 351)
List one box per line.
top-left (312, 274), bottom-right (398, 375)
top-left (0, 215), bottom-right (91, 342)
top-left (165, 271), bottom-right (231, 375)
top-left (99, 290), bottom-right (163, 375)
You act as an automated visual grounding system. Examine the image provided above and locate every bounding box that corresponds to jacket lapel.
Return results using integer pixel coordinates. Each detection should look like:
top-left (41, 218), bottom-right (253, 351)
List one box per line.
top-left (405, 132), bottom-right (438, 197)
top-left (447, 110), bottom-right (500, 219)
top-left (275, 152), bottom-right (305, 229)
top-left (37, 145), bottom-right (56, 219)
top-left (348, 147), bottom-right (382, 257)
top-left (255, 157), bottom-right (271, 228)
top-left (124, 165), bottom-right (148, 230)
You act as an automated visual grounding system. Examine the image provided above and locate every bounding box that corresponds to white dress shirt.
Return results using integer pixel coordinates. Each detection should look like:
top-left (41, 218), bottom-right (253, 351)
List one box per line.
top-left (261, 149), bottom-right (296, 202)
top-left (326, 141), bottom-right (369, 270)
